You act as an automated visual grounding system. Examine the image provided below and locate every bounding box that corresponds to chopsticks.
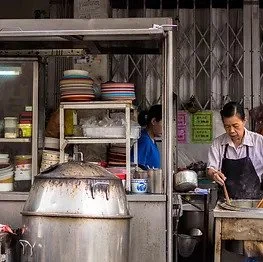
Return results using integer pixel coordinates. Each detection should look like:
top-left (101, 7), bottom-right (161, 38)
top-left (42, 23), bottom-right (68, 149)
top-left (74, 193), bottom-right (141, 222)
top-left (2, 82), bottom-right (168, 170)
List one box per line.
top-left (223, 184), bottom-right (231, 205)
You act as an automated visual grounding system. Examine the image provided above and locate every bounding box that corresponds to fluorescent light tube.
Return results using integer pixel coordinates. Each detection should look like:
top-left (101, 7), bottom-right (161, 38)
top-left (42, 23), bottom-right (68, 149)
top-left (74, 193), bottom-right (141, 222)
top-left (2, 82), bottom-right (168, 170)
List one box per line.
top-left (0, 67), bottom-right (21, 76)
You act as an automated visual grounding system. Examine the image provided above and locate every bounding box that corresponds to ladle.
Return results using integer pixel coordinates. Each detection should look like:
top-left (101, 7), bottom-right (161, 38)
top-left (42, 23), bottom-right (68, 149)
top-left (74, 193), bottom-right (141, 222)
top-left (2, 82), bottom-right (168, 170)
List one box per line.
top-left (223, 183), bottom-right (231, 205)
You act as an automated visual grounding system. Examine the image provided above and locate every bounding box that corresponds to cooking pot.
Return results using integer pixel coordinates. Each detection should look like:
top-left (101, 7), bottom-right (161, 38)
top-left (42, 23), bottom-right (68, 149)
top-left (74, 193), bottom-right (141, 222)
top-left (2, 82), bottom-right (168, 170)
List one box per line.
top-left (174, 170), bottom-right (198, 192)
top-left (20, 161), bottom-right (131, 262)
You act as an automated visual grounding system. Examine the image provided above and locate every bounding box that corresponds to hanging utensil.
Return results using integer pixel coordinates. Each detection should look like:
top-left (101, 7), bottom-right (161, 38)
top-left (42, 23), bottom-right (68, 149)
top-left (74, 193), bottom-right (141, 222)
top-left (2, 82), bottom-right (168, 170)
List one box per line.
top-left (256, 198), bottom-right (263, 208)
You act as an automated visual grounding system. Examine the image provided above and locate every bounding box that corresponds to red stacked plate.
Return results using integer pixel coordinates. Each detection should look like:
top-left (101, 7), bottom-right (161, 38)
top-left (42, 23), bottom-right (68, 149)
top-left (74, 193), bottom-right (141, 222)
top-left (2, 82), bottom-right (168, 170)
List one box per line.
top-left (107, 144), bottom-right (126, 166)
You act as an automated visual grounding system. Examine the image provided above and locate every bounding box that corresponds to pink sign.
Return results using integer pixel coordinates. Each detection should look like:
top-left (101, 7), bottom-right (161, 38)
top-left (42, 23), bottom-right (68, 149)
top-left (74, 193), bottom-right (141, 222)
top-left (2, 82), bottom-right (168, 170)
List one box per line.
top-left (177, 111), bottom-right (187, 143)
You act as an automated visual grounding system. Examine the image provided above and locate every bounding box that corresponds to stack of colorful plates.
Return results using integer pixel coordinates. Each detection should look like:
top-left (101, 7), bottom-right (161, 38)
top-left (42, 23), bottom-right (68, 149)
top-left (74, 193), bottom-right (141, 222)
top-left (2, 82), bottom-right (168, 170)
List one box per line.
top-left (108, 144), bottom-right (126, 167)
top-left (60, 70), bottom-right (95, 102)
top-left (101, 82), bottom-right (135, 101)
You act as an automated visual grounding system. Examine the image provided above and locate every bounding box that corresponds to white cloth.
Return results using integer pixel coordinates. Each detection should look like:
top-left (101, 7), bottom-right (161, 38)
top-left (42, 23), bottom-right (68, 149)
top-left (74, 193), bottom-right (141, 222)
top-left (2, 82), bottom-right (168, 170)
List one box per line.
top-left (207, 128), bottom-right (263, 180)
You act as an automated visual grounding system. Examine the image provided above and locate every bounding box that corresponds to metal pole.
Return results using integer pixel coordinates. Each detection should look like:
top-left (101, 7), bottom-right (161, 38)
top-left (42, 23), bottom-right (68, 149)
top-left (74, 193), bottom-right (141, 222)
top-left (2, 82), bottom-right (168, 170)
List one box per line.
top-left (165, 30), bottom-right (174, 262)
top-left (32, 61), bottom-right (39, 183)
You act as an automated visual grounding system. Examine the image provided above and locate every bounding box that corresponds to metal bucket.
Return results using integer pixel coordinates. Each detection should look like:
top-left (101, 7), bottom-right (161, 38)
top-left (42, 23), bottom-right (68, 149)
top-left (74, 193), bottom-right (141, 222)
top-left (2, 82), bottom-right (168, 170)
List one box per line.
top-left (20, 162), bottom-right (131, 262)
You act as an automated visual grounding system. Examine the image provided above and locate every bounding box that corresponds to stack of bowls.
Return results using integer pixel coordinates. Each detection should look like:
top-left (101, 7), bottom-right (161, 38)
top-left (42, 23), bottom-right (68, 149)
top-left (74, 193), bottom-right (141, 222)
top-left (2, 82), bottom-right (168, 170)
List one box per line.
top-left (14, 155), bottom-right (32, 191)
top-left (60, 70), bottom-right (95, 102)
top-left (44, 137), bottom-right (59, 150)
top-left (40, 150), bottom-right (69, 172)
top-left (0, 164), bottom-right (14, 191)
top-left (0, 154), bottom-right (10, 164)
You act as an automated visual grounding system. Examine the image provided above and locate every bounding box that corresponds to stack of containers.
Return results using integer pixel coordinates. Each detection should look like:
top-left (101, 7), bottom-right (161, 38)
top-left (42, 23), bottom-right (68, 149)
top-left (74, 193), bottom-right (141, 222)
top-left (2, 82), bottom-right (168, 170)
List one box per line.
top-left (4, 117), bottom-right (18, 138)
top-left (14, 155), bottom-right (32, 192)
top-left (18, 106), bottom-right (32, 138)
top-left (40, 150), bottom-right (69, 172)
top-left (0, 154), bottom-right (9, 165)
top-left (0, 154), bottom-right (14, 191)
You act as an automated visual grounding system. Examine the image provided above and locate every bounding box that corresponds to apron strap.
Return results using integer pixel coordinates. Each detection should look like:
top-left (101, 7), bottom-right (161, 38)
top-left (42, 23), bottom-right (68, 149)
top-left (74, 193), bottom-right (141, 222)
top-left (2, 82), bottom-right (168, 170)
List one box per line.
top-left (246, 145), bottom-right (249, 157)
top-left (223, 144), bottom-right (229, 158)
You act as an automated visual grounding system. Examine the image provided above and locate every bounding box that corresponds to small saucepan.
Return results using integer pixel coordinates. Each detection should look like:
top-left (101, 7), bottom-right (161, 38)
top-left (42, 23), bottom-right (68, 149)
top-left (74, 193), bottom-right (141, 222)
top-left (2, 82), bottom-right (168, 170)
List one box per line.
top-left (174, 170), bottom-right (198, 192)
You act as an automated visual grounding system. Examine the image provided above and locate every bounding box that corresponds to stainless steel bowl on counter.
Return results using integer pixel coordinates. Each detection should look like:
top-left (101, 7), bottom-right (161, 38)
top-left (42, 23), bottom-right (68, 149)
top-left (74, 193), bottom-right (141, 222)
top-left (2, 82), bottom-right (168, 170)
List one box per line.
top-left (20, 162), bottom-right (131, 262)
top-left (174, 170), bottom-right (198, 192)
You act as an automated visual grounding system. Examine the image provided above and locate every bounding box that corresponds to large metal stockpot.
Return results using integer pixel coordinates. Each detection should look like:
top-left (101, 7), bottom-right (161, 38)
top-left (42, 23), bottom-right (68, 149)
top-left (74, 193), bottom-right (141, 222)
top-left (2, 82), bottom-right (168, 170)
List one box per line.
top-left (20, 162), bottom-right (131, 262)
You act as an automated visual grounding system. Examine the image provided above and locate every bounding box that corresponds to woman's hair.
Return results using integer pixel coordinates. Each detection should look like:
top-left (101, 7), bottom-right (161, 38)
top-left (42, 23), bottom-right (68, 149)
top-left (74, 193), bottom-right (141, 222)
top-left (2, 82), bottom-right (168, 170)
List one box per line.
top-left (220, 101), bottom-right (245, 121)
top-left (138, 104), bottom-right (162, 127)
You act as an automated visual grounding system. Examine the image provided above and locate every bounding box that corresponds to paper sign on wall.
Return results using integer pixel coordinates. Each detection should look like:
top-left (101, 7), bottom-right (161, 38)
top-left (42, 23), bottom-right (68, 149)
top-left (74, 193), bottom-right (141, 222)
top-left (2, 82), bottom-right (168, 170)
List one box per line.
top-left (191, 111), bottom-right (213, 143)
top-left (177, 111), bottom-right (187, 144)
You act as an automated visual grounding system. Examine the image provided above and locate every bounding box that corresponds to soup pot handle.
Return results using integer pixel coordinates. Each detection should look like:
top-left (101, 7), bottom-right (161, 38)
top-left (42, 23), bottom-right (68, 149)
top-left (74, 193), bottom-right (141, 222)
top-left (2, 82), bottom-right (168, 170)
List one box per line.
top-left (91, 181), bottom-right (110, 200)
top-left (19, 239), bottom-right (34, 256)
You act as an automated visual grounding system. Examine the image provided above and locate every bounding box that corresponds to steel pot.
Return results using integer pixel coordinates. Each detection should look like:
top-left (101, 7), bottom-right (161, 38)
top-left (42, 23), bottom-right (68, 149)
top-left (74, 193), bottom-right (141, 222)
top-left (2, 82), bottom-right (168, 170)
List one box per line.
top-left (174, 170), bottom-right (198, 192)
top-left (20, 162), bottom-right (131, 262)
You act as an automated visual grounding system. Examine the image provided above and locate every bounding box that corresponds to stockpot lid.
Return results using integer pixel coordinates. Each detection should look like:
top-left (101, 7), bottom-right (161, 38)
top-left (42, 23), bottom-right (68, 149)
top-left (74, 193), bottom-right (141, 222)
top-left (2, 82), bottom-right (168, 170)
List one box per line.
top-left (37, 161), bottom-right (118, 179)
top-left (22, 161), bottom-right (130, 218)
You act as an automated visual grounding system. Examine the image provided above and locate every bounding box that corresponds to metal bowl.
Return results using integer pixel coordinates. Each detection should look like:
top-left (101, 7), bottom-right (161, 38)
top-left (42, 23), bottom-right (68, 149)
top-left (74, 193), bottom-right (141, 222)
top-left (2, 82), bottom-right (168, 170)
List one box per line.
top-left (177, 234), bottom-right (197, 258)
top-left (174, 170), bottom-right (198, 192)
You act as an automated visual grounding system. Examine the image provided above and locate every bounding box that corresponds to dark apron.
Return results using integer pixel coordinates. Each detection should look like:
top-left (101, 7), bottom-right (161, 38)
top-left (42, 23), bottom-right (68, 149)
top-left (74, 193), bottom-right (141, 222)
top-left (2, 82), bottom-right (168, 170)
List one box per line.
top-left (221, 144), bottom-right (261, 199)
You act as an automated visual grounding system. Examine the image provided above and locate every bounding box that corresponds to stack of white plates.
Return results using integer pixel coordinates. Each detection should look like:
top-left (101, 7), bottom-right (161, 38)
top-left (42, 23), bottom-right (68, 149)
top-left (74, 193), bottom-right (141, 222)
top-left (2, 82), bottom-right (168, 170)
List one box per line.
top-left (40, 150), bottom-right (69, 172)
top-left (0, 154), bottom-right (9, 164)
top-left (0, 164), bottom-right (14, 191)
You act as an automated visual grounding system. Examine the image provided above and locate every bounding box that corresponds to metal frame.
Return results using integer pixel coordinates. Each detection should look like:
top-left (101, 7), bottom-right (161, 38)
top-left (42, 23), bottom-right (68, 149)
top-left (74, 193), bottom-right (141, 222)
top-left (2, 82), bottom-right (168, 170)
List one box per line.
top-left (0, 57), bottom-right (38, 184)
top-left (0, 18), bottom-right (175, 262)
top-left (59, 101), bottom-right (135, 192)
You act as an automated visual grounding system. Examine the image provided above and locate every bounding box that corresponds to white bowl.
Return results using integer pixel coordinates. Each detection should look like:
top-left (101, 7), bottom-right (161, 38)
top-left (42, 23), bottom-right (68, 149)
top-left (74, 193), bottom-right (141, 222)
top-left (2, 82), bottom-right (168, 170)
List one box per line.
top-left (0, 158), bottom-right (9, 164)
top-left (131, 179), bottom-right (148, 194)
top-left (44, 137), bottom-right (59, 149)
top-left (42, 150), bottom-right (60, 161)
top-left (0, 183), bottom-right (13, 191)
top-left (0, 171), bottom-right (13, 181)
top-left (63, 69), bottom-right (89, 77)
top-left (0, 154), bottom-right (9, 158)
top-left (0, 165), bottom-right (13, 174)
top-left (41, 159), bottom-right (59, 166)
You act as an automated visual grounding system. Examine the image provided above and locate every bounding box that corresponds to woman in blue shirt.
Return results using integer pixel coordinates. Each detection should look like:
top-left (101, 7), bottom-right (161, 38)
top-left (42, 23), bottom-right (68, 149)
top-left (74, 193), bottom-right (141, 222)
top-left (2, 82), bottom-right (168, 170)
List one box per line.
top-left (133, 104), bottom-right (162, 170)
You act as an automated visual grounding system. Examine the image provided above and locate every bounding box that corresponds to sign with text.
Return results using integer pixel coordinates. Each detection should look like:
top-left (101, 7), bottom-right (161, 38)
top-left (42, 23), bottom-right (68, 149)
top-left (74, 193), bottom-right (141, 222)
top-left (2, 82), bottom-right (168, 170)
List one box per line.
top-left (191, 111), bottom-right (213, 143)
top-left (177, 111), bottom-right (187, 144)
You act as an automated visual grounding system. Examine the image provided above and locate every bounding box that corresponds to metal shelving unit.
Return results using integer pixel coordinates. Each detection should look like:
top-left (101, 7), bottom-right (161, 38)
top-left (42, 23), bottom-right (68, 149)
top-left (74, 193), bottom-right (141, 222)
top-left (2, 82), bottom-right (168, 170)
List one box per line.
top-left (59, 101), bottom-right (138, 191)
top-left (0, 57), bottom-right (39, 186)
top-left (0, 138), bottom-right (31, 143)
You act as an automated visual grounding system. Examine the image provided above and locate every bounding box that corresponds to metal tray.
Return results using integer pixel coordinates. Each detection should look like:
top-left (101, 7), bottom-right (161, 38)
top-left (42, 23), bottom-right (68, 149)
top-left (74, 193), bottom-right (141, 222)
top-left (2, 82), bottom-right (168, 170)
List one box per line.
top-left (219, 199), bottom-right (263, 212)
